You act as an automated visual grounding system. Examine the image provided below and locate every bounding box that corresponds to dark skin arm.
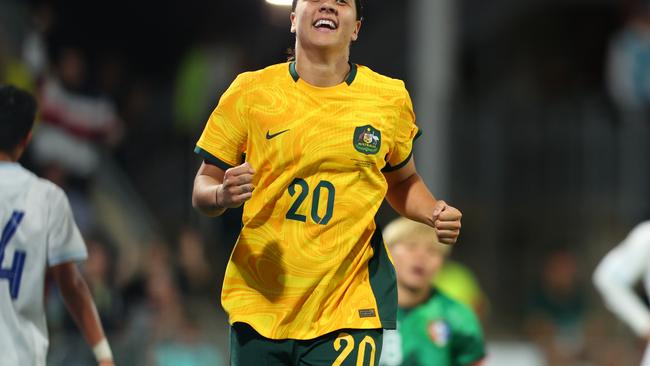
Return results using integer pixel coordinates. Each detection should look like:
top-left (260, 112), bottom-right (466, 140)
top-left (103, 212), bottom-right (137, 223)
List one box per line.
top-left (49, 262), bottom-right (114, 366)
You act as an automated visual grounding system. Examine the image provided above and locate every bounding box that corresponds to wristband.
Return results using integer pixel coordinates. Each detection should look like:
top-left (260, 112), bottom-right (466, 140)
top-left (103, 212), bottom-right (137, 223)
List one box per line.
top-left (92, 338), bottom-right (113, 361)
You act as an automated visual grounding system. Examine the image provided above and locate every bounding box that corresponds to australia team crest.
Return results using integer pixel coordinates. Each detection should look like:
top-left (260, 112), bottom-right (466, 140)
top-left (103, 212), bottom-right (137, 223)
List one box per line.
top-left (353, 125), bottom-right (381, 155)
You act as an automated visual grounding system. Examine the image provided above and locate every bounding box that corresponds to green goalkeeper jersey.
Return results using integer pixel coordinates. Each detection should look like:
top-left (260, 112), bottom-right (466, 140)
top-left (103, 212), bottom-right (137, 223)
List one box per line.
top-left (379, 288), bottom-right (486, 366)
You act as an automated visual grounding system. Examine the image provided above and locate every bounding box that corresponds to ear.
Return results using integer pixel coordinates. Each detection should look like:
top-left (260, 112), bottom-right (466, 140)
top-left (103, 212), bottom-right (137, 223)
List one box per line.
top-left (290, 12), bottom-right (297, 34)
top-left (350, 20), bottom-right (362, 42)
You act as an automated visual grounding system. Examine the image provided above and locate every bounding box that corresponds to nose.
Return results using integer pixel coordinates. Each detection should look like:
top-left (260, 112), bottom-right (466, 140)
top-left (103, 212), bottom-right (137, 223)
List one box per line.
top-left (320, 1), bottom-right (338, 15)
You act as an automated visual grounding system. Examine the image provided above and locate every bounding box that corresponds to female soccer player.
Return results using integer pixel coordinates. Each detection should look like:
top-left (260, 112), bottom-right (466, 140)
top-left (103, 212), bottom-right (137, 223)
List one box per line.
top-left (192, 1), bottom-right (462, 364)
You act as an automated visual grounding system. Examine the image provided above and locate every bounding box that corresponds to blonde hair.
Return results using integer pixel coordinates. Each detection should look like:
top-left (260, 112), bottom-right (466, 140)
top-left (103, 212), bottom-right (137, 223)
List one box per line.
top-left (382, 217), bottom-right (451, 255)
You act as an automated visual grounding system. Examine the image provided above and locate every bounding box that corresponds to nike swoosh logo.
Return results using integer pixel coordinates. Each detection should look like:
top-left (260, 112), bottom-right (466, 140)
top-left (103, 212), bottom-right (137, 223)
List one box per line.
top-left (266, 129), bottom-right (290, 140)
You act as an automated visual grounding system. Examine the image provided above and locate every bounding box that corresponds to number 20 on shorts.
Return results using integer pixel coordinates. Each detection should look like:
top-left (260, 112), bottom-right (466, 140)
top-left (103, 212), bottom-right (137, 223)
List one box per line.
top-left (333, 333), bottom-right (377, 366)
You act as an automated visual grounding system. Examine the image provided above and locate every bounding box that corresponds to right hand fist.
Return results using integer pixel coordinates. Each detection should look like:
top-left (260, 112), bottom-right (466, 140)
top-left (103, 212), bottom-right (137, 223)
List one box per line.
top-left (217, 162), bottom-right (256, 208)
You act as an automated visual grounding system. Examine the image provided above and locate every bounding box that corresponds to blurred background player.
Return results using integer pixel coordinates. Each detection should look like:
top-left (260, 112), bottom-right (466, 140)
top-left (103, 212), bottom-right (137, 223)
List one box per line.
top-left (0, 85), bottom-right (114, 366)
top-left (379, 217), bottom-right (485, 366)
top-left (192, 0), bottom-right (462, 364)
top-left (594, 221), bottom-right (650, 366)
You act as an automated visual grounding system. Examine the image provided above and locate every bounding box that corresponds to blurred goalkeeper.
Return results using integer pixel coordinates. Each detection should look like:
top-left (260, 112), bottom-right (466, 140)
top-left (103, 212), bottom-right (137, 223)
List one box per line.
top-left (594, 222), bottom-right (650, 366)
top-left (0, 85), bottom-right (114, 366)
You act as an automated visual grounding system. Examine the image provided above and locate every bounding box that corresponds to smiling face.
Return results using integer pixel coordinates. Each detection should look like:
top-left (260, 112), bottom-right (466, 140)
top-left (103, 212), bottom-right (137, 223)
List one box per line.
top-left (391, 238), bottom-right (446, 292)
top-left (290, 0), bottom-right (362, 53)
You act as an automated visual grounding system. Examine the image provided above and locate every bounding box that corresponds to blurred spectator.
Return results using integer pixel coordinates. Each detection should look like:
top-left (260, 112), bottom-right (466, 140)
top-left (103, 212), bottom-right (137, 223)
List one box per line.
top-left (22, 1), bottom-right (54, 82)
top-left (524, 250), bottom-right (588, 365)
top-left (177, 226), bottom-right (214, 296)
top-left (118, 242), bottom-right (224, 366)
top-left (0, 26), bottom-right (34, 92)
top-left (173, 36), bottom-right (242, 138)
top-left (31, 47), bottom-right (123, 177)
top-left (82, 236), bottom-right (123, 331)
top-left (608, 1), bottom-right (650, 223)
top-left (607, 0), bottom-right (650, 111)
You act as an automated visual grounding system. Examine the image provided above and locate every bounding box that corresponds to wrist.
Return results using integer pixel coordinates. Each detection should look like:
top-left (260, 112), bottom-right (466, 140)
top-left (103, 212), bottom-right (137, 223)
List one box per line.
top-left (93, 338), bottom-right (113, 362)
top-left (214, 184), bottom-right (225, 210)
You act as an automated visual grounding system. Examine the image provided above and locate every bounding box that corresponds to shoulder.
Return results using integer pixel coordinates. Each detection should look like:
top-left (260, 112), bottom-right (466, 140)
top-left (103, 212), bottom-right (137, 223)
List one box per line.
top-left (232, 62), bottom-right (291, 88)
top-left (355, 64), bottom-right (409, 99)
top-left (33, 177), bottom-right (69, 209)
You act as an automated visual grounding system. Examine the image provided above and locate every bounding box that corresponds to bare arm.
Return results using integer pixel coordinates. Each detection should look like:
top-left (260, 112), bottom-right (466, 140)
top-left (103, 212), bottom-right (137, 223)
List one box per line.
top-left (593, 223), bottom-right (650, 339)
top-left (50, 262), bottom-right (114, 365)
top-left (192, 161), bottom-right (255, 217)
top-left (384, 157), bottom-right (461, 245)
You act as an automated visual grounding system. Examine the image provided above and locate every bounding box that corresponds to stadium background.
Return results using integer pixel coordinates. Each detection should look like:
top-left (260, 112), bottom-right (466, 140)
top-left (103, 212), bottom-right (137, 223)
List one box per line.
top-left (1, 0), bottom-right (649, 364)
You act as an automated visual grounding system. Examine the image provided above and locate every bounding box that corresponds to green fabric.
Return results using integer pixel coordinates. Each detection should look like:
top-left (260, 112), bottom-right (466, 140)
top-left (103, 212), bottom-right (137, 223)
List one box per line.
top-left (367, 219), bottom-right (397, 330)
top-left (230, 322), bottom-right (383, 366)
top-left (380, 289), bottom-right (485, 366)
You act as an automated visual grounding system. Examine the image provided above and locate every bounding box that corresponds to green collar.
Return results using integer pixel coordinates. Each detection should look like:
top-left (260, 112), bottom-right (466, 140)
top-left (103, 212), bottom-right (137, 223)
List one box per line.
top-left (289, 61), bottom-right (357, 86)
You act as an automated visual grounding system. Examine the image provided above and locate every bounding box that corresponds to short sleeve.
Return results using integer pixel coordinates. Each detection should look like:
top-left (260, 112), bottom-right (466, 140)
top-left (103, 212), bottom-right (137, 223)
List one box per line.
top-left (194, 74), bottom-right (249, 169)
top-left (47, 187), bottom-right (87, 267)
top-left (383, 87), bottom-right (420, 172)
top-left (450, 304), bottom-right (486, 365)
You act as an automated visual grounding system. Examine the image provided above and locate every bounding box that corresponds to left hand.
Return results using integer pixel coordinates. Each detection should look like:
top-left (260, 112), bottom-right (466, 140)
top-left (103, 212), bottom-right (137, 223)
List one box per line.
top-left (432, 200), bottom-right (462, 245)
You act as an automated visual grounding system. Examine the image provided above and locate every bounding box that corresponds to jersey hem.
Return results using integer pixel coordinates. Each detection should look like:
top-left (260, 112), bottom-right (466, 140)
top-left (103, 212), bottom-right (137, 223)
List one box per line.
top-left (48, 251), bottom-right (88, 267)
top-left (228, 319), bottom-right (387, 341)
top-left (194, 146), bottom-right (236, 170)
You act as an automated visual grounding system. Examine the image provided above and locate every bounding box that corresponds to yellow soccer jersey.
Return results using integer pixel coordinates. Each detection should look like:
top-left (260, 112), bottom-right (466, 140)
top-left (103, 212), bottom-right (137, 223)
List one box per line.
top-left (195, 62), bottom-right (420, 340)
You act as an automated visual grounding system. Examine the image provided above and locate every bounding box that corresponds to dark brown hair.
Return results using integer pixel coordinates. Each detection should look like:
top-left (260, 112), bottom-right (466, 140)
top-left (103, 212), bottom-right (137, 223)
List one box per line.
top-left (0, 85), bottom-right (37, 152)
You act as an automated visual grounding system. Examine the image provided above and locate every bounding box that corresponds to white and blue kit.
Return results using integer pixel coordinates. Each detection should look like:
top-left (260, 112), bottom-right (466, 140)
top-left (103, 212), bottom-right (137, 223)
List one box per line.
top-left (0, 162), bottom-right (87, 366)
top-left (594, 221), bottom-right (650, 366)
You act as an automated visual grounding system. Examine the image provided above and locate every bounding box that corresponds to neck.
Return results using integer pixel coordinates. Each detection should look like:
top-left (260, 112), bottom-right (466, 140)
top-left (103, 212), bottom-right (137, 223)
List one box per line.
top-left (0, 151), bottom-right (16, 162)
top-left (397, 283), bottom-right (431, 309)
top-left (294, 43), bottom-right (351, 87)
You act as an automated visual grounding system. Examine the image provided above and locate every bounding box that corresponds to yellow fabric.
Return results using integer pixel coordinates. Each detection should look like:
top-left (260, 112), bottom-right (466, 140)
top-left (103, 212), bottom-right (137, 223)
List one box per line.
top-left (196, 62), bottom-right (418, 340)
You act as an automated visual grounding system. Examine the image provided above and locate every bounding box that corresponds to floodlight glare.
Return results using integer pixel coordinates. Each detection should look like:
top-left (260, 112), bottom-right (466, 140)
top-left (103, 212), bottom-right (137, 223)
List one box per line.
top-left (266, 0), bottom-right (292, 6)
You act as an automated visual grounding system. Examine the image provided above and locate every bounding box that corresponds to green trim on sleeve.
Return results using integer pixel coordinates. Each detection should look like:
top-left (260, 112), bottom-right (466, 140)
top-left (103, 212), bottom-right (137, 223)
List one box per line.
top-left (194, 146), bottom-right (235, 170)
top-left (414, 128), bottom-right (423, 141)
top-left (381, 128), bottom-right (422, 173)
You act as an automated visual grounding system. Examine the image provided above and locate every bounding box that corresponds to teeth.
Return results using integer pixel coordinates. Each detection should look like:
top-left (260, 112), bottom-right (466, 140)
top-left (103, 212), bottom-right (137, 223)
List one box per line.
top-left (314, 19), bottom-right (336, 29)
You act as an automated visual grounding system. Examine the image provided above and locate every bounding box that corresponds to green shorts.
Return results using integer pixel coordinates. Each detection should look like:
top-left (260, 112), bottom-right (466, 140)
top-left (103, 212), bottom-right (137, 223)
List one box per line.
top-left (230, 322), bottom-right (383, 366)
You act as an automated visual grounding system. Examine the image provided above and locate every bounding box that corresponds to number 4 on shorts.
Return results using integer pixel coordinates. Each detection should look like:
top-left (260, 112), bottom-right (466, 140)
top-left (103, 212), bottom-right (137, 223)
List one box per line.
top-left (0, 211), bottom-right (27, 299)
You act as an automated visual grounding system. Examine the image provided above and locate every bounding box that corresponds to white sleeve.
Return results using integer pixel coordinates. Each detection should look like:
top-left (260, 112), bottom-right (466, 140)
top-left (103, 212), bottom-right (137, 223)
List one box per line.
top-left (46, 186), bottom-right (88, 267)
top-left (593, 222), bottom-right (650, 337)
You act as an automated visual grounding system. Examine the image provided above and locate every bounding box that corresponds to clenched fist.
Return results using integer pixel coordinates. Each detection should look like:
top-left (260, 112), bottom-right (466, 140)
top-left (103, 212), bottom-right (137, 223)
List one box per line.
top-left (432, 200), bottom-right (462, 245)
top-left (217, 162), bottom-right (256, 208)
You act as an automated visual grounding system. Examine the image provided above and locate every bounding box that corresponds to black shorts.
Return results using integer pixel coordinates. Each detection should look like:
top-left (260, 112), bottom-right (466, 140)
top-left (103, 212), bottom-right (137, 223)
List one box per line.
top-left (230, 322), bottom-right (383, 366)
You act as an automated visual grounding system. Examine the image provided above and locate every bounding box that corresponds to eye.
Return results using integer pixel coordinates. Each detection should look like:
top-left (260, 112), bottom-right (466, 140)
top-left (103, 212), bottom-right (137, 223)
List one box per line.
top-left (336, 0), bottom-right (348, 5)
